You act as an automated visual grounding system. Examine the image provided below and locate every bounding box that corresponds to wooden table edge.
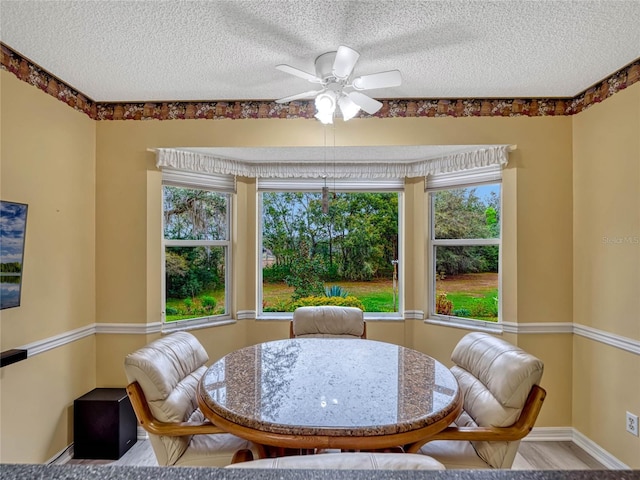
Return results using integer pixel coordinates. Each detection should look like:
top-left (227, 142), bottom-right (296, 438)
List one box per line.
top-left (197, 387), bottom-right (462, 456)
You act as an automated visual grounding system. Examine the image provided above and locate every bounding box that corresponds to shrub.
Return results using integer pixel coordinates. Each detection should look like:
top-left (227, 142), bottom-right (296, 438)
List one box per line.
top-left (288, 295), bottom-right (365, 311)
top-left (165, 306), bottom-right (179, 316)
top-left (285, 247), bottom-right (326, 300)
top-left (263, 264), bottom-right (291, 283)
top-left (324, 285), bottom-right (348, 298)
top-left (452, 308), bottom-right (471, 317)
top-left (183, 297), bottom-right (193, 313)
top-left (325, 263), bottom-right (340, 281)
top-left (340, 261), bottom-right (374, 281)
top-left (436, 292), bottom-right (453, 315)
top-left (469, 298), bottom-right (498, 318)
top-left (263, 299), bottom-right (290, 312)
top-left (201, 295), bottom-right (217, 312)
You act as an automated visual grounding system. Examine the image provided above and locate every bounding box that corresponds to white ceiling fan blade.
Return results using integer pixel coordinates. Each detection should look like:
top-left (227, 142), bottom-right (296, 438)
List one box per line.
top-left (346, 91), bottom-right (383, 115)
top-left (276, 64), bottom-right (323, 84)
top-left (332, 45), bottom-right (360, 79)
top-left (276, 90), bottom-right (321, 103)
top-left (352, 70), bottom-right (402, 90)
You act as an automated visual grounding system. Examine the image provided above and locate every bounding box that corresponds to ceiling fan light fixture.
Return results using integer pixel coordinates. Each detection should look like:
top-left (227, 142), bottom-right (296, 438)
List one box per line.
top-left (314, 111), bottom-right (334, 125)
top-left (338, 95), bottom-right (360, 121)
top-left (315, 91), bottom-right (337, 114)
top-left (275, 45), bottom-right (401, 123)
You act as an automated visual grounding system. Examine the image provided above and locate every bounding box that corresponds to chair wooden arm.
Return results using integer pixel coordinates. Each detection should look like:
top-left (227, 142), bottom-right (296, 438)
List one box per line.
top-left (126, 382), bottom-right (226, 437)
top-left (231, 448), bottom-right (255, 464)
top-left (406, 384), bottom-right (546, 453)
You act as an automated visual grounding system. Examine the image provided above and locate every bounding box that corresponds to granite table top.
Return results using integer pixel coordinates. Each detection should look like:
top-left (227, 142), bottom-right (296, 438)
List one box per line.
top-left (198, 338), bottom-right (460, 440)
top-left (2, 465), bottom-right (638, 480)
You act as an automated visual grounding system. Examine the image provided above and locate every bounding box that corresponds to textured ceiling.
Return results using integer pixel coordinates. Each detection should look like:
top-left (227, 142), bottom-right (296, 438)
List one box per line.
top-left (1, 0), bottom-right (639, 103)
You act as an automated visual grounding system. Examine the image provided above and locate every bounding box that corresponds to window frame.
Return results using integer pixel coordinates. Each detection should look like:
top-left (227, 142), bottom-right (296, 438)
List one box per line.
top-left (161, 170), bottom-right (234, 330)
top-left (257, 178), bottom-right (404, 321)
top-left (426, 172), bottom-right (503, 331)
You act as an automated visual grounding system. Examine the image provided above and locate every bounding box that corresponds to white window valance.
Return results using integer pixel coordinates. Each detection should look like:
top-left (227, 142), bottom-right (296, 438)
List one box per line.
top-left (154, 145), bottom-right (514, 179)
top-left (162, 168), bottom-right (236, 192)
top-left (426, 164), bottom-right (503, 191)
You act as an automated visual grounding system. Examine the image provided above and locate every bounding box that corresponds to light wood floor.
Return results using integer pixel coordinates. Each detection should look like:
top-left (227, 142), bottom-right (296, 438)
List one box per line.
top-left (67, 439), bottom-right (607, 469)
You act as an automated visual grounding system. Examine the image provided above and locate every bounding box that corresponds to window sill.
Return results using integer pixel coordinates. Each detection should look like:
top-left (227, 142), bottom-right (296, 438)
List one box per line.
top-left (162, 315), bottom-right (236, 333)
top-left (425, 315), bottom-right (502, 334)
top-left (256, 313), bottom-right (404, 321)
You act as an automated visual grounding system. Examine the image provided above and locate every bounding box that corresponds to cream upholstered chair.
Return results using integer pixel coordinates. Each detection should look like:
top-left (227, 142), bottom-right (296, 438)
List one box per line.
top-left (290, 306), bottom-right (366, 338)
top-left (124, 332), bottom-right (258, 467)
top-left (413, 332), bottom-right (546, 469)
top-left (226, 452), bottom-right (444, 470)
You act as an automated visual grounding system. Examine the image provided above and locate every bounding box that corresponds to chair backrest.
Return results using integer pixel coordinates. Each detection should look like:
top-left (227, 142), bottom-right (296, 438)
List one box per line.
top-left (291, 306), bottom-right (366, 338)
top-left (124, 332), bottom-right (209, 466)
top-left (451, 332), bottom-right (544, 469)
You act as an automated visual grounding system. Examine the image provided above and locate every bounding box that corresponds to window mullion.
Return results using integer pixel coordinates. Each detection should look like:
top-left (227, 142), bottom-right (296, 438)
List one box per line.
top-left (431, 238), bottom-right (500, 246)
top-left (164, 239), bottom-right (228, 247)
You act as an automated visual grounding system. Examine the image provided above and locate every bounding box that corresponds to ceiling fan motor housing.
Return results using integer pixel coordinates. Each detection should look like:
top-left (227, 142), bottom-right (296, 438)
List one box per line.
top-left (315, 51), bottom-right (339, 83)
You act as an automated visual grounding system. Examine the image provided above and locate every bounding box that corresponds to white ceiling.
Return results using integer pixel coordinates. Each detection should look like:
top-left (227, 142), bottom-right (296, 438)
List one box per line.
top-left (1, 0), bottom-right (639, 103)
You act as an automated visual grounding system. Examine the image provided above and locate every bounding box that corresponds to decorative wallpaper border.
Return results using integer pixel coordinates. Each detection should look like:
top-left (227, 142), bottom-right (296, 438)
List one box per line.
top-left (1, 44), bottom-right (97, 118)
top-left (2, 42), bottom-right (639, 121)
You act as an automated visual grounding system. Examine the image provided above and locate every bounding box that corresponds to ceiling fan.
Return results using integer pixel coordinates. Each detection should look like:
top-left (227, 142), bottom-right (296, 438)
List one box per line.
top-left (275, 45), bottom-right (402, 124)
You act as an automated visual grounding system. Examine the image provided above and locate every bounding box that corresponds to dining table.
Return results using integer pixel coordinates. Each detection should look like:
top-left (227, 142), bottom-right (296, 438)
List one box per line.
top-left (197, 338), bottom-right (462, 457)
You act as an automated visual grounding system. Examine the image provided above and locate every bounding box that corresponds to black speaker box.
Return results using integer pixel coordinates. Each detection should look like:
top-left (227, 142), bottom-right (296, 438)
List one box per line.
top-left (74, 388), bottom-right (137, 459)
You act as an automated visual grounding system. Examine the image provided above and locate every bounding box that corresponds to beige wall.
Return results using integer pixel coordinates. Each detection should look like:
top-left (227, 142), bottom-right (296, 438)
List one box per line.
top-left (94, 112), bottom-right (575, 433)
top-left (1, 66), bottom-right (637, 467)
top-left (572, 82), bottom-right (640, 467)
top-left (0, 71), bottom-right (97, 462)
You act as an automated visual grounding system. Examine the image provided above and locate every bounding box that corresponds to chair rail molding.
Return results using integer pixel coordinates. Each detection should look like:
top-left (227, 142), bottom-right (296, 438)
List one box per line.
top-left (13, 320), bottom-right (639, 360)
top-left (18, 324), bottom-right (95, 357)
top-left (573, 323), bottom-right (640, 355)
top-left (502, 322), bottom-right (574, 334)
top-left (94, 322), bottom-right (162, 335)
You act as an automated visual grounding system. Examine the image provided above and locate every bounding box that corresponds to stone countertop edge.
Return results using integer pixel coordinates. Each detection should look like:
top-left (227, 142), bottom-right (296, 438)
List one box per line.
top-left (1, 465), bottom-right (638, 480)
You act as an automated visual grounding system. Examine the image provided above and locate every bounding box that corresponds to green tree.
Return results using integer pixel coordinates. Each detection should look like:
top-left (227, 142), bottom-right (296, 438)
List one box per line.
top-left (433, 188), bottom-right (496, 276)
top-left (164, 186), bottom-right (227, 240)
top-left (0, 262), bottom-right (22, 273)
top-left (285, 241), bottom-right (326, 300)
top-left (262, 191), bottom-right (399, 286)
top-left (164, 186), bottom-right (227, 299)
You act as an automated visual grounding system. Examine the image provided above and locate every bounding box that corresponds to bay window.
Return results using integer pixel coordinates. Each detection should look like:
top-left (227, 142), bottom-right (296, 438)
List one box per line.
top-left (427, 166), bottom-right (502, 325)
top-left (162, 170), bottom-right (234, 325)
top-left (258, 178), bottom-right (403, 318)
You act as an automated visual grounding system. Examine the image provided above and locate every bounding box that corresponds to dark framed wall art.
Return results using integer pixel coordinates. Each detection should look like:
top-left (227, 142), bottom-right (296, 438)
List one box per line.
top-left (1, 201), bottom-right (28, 309)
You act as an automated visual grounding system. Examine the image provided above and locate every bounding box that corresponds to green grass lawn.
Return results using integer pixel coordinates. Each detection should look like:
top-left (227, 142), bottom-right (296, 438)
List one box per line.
top-left (166, 274), bottom-right (497, 321)
top-left (263, 280), bottom-right (398, 313)
top-left (436, 272), bottom-right (498, 322)
top-left (442, 290), bottom-right (498, 322)
top-left (165, 290), bottom-right (226, 321)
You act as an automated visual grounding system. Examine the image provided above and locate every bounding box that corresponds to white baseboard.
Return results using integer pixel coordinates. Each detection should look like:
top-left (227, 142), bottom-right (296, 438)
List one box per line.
top-left (47, 443), bottom-right (74, 465)
top-left (523, 426), bottom-right (574, 442)
top-left (572, 428), bottom-right (630, 470)
top-left (49, 427), bottom-right (628, 469)
top-left (524, 427), bottom-right (629, 470)
top-left (137, 425), bottom-right (148, 440)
